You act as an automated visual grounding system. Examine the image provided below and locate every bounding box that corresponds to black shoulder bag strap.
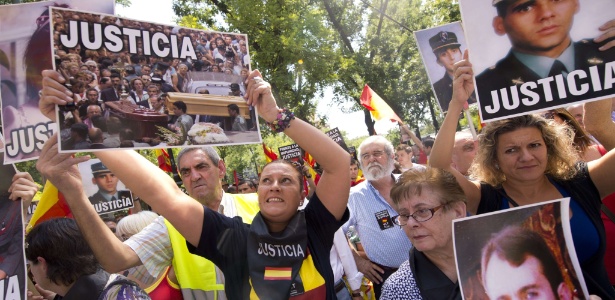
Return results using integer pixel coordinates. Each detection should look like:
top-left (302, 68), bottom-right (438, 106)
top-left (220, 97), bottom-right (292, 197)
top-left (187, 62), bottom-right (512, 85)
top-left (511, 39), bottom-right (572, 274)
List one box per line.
top-left (602, 204), bottom-right (615, 224)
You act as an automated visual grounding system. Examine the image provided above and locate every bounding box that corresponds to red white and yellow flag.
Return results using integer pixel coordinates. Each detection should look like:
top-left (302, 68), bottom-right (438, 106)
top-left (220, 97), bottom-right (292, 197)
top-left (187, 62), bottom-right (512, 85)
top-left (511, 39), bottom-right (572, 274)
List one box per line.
top-left (262, 143), bottom-right (278, 163)
top-left (360, 84), bottom-right (402, 123)
top-left (155, 149), bottom-right (173, 173)
top-left (264, 267), bottom-right (292, 280)
top-left (26, 181), bottom-right (72, 233)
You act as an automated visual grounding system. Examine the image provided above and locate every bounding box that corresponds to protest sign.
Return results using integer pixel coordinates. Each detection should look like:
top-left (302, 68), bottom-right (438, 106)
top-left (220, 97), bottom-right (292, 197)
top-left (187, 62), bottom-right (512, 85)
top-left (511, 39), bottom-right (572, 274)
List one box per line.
top-left (414, 21), bottom-right (476, 113)
top-left (347, 146), bottom-right (357, 160)
top-left (325, 127), bottom-right (348, 151)
top-left (0, 149), bottom-right (25, 300)
top-left (49, 7), bottom-right (260, 153)
top-left (0, 0), bottom-right (115, 164)
top-left (278, 143), bottom-right (302, 162)
top-left (453, 198), bottom-right (588, 300)
top-left (78, 159), bottom-right (134, 215)
top-left (459, 0), bottom-right (615, 122)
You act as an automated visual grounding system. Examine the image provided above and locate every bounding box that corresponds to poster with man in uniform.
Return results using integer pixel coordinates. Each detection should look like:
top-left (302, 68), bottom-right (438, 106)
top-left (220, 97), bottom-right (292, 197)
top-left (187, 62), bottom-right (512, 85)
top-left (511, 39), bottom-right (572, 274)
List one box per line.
top-left (78, 159), bottom-right (134, 216)
top-left (458, 0), bottom-right (615, 121)
top-left (415, 22), bottom-right (477, 113)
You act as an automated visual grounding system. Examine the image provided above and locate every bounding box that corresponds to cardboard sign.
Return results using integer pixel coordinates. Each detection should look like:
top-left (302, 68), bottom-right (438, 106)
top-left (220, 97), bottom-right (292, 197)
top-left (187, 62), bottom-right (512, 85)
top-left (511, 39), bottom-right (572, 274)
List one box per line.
top-left (459, 0), bottom-right (615, 122)
top-left (325, 127), bottom-right (348, 151)
top-left (0, 0), bottom-right (115, 163)
top-left (278, 143), bottom-right (302, 161)
top-left (50, 7), bottom-right (261, 153)
top-left (453, 199), bottom-right (588, 299)
top-left (414, 21), bottom-right (477, 113)
top-left (77, 159), bottom-right (134, 215)
top-left (0, 149), bottom-right (25, 299)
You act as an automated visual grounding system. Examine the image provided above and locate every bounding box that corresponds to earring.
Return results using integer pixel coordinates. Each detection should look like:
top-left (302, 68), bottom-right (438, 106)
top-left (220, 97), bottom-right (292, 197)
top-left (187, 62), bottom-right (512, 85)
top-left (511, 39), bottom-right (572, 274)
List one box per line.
top-left (495, 163), bottom-right (500, 170)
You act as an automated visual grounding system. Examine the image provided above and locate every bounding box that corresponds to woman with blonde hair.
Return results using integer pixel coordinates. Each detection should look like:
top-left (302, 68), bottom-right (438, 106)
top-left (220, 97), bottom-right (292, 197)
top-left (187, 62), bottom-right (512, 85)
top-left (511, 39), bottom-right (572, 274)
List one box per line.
top-left (429, 54), bottom-right (615, 299)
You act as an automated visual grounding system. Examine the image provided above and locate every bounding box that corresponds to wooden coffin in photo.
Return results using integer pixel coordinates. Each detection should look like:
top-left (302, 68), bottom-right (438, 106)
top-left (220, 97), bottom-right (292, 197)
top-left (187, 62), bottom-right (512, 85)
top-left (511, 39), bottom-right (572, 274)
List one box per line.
top-left (105, 101), bottom-right (168, 140)
top-left (166, 92), bottom-right (251, 119)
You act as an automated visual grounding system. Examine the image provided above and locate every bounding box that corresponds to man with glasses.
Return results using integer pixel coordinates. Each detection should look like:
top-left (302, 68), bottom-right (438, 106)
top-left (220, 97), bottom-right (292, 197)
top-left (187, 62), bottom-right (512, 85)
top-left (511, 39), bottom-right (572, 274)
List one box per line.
top-left (342, 135), bottom-right (413, 298)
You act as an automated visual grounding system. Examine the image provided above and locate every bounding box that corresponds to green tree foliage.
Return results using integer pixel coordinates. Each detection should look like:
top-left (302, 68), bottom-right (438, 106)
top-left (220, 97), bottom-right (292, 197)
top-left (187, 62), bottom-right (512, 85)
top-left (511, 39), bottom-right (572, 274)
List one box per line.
top-left (323, 0), bottom-right (463, 136)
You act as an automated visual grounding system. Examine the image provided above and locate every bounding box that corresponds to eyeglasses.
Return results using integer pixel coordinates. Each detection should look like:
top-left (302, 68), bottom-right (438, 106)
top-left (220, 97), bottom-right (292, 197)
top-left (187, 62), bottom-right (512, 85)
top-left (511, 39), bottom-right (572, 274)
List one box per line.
top-left (361, 150), bottom-right (386, 161)
top-left (392, 204), bottom-right (445, 226)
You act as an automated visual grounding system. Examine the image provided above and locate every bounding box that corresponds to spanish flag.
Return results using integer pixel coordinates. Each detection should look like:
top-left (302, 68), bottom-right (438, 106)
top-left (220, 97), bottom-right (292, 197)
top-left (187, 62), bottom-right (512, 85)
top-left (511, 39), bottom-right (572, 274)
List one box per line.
top-left (360, 84), bottom-right (402, 123)
top-left (303, 151), bottom-right (317, 179)
top-left (303, 152), bottom-right (315, 168)
top-left (155, 149), bottom-right (173, 173)
top-left (262, 143), bottom-right (278, 163)
top-left (26, 181), bottom-right (72, 233)
top-left (264, 267), bottom-right (292, 280)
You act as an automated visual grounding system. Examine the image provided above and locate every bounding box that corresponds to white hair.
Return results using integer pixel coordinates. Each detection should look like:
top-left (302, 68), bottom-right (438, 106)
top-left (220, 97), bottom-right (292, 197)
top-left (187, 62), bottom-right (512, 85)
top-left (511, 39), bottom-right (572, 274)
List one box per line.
top-left (115, 211), bottom-right (159, 240)
top-left (357, 135), bottom-right (394, 166)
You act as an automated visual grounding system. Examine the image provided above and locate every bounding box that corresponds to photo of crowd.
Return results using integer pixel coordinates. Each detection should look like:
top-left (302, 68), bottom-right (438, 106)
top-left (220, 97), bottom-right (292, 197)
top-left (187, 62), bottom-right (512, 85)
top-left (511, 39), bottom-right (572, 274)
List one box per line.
top-left (50, 8), bottom-right (260, 152)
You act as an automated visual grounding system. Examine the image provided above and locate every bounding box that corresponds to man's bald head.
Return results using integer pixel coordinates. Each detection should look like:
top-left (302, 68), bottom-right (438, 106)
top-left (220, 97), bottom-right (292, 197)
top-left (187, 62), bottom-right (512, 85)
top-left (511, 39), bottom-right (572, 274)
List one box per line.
top-left (452, 132), bottom-right (478, 176)
top-left (89, 127), bottom-right (104, 143)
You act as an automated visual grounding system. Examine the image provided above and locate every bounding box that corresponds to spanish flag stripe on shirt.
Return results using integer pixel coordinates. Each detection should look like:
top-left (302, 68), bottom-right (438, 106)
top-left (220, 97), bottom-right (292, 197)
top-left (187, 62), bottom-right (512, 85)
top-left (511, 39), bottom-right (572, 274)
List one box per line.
top-left (264, 267), bottom-right (292, 280)
top-left (251, 250), bottom-right (326, 299)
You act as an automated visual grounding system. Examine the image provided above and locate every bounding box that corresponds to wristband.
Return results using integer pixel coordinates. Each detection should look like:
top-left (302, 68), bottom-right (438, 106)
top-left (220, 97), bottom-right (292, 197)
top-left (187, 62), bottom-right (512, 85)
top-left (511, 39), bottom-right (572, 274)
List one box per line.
top-left (266, 108), bottom-right (295, 133)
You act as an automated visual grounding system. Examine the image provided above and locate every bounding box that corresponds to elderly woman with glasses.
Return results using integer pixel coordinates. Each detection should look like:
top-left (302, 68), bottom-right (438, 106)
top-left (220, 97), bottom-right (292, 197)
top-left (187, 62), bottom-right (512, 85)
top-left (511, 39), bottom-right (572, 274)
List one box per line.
top-left (380, 167), bottom-right (466, 299)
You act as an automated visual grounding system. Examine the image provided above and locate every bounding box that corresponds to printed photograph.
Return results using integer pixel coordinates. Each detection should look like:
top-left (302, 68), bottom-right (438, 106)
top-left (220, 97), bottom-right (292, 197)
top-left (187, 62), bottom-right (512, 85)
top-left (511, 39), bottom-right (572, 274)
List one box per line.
top-left (453, 199), bottom-right (588, 300)
top-left (459, 0), bottom-right (615, 121)
top-left (78, 159), bottom-right (134, 216)
top-left (0, 154), bottom-right (25, 299)
top-left (414, 21), bottom-right (476, 113)
top-left (50, 7), bottom-right (261, 153)
top-left (0, 0), bottom-right (115, 163)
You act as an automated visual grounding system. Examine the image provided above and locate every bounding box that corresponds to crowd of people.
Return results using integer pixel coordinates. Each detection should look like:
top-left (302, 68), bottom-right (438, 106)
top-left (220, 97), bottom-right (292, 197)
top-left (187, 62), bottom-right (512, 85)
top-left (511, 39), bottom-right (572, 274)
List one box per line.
top-left (4, 2), bottom-right (615, 299)
top-left (6, 60), bottom-right (611, 299)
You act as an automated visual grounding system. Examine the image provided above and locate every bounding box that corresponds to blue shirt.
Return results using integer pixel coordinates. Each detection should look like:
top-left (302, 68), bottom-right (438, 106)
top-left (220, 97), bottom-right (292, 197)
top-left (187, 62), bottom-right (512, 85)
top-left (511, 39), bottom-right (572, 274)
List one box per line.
top-left (343, 176), bottom-right (412, 268)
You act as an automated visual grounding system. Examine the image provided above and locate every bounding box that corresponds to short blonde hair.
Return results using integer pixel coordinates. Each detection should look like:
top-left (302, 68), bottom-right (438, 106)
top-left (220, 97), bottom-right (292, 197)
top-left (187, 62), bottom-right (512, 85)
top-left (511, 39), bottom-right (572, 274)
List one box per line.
top-left (115, 211), bottom-right (159, 241)
top-left (469, 114), bottom-right (578, 186)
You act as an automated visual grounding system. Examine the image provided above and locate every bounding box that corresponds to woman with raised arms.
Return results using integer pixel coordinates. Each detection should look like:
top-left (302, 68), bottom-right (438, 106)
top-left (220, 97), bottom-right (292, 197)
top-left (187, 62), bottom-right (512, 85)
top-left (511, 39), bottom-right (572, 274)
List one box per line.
top-left (429, 51), bottom-right (615, 299)
top-left (37, 69), bottom-right (350, 299)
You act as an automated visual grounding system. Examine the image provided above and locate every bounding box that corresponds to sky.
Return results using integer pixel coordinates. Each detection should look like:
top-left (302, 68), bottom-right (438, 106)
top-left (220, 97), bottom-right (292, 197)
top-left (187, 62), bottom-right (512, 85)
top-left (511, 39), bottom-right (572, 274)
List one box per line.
top-left (116, 0), bottom-right (399, 139)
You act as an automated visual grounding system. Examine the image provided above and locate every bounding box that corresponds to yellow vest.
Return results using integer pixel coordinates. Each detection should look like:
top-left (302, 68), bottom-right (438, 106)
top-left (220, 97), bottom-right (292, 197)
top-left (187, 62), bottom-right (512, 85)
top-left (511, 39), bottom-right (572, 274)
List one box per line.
top-left (165, 193), bottom-right (260, 299)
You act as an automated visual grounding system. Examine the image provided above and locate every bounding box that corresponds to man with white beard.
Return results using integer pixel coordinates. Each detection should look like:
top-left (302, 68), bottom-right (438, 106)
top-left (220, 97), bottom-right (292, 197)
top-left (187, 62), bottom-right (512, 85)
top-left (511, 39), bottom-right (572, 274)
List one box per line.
top-left (343, 135), bottom-right (415, 298)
